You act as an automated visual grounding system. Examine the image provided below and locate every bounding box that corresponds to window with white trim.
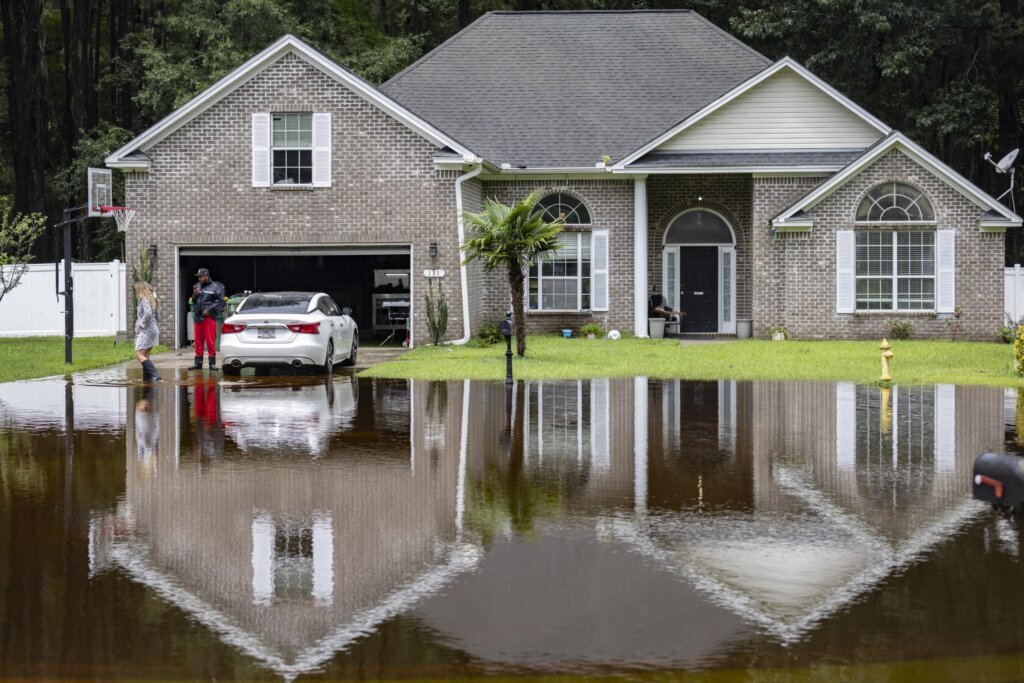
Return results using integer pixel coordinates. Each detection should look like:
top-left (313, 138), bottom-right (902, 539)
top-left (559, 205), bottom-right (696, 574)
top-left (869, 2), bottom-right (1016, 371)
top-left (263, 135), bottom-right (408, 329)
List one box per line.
top-left (272, 113), bottom-right (313, 185)
top-left (529, 232), bottom-right (591, 310)
top-left (856, 182), bottom-right (935, 222)
top-left (855, 230), bottom-right (935, 310)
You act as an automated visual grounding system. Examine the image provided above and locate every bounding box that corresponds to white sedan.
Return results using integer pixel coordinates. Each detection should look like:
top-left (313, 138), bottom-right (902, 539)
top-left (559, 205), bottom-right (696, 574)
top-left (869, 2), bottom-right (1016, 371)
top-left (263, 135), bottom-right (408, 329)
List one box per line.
top-left (219, 292), bottom-right (358, 375)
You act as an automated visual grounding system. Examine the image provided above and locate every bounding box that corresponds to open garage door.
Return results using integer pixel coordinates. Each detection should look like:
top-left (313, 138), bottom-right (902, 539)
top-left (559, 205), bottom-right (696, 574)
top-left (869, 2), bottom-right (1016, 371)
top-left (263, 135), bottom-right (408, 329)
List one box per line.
top-left (176, 245), bottom-right (411, 349)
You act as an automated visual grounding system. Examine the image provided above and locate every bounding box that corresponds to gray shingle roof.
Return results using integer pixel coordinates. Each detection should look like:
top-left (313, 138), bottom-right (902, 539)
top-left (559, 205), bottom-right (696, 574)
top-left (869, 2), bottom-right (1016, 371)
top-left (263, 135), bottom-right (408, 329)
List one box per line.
top-left (381, 11), bottom-right (771, 168)
top-left (630, 150), bottom-right (866, 170)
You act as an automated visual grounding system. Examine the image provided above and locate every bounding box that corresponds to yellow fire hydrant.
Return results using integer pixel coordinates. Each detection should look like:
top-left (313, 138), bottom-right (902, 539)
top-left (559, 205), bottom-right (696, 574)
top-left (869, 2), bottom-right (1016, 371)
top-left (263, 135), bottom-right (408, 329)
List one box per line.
top-left (880, 338), bottom-right (893, 382)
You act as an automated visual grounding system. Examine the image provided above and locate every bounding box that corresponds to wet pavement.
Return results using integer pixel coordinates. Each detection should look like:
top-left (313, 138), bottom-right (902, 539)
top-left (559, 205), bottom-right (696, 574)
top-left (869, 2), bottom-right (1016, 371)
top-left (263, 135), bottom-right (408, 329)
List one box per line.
top-left (1, 363), bottom-right (1023, 681)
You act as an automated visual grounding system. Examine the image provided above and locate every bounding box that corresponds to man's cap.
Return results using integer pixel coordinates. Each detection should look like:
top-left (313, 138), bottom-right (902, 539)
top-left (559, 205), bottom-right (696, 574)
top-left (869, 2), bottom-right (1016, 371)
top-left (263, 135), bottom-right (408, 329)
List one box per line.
top-left (195, 268), bottom-right (210, 277)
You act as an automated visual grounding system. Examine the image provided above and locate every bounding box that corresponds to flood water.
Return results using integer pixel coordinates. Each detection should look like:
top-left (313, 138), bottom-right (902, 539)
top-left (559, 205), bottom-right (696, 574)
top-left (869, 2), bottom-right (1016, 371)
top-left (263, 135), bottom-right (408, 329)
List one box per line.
top-left (2, 369), bottom-right (1024, 681)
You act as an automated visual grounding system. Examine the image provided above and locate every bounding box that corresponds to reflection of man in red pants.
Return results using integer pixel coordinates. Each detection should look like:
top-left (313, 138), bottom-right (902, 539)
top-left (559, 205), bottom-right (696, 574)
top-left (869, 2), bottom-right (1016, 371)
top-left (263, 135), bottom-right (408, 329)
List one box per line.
top-left (190, 268), bottom-right (225, 371)
top-left (193, 379), bottom-right (224, 460)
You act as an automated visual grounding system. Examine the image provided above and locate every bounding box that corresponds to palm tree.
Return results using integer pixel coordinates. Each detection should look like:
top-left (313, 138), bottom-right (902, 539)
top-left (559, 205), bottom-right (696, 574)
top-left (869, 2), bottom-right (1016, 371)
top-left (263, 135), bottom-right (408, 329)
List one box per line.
top-left (463, 190), bottom-right (563, 356)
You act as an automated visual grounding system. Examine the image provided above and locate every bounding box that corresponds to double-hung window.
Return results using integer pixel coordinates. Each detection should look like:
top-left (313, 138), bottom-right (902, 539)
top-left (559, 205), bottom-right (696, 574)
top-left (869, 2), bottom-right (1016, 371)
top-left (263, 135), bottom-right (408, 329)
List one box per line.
top-left (272, 113), bottom-right (313, 185)
top-left (530, 232), bottom-right (592, 310)
top-left (855, 230), bottom-right (935, 310)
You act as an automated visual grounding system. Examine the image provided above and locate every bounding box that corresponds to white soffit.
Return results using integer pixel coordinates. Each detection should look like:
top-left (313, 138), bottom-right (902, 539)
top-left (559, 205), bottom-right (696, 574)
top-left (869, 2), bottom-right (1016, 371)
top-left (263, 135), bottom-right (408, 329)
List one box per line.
top-left (772, 132), bottom-right (1023, 228)
top-left (106, 34), bottom-right (477, 170)
top-left (616, 58), bottom-right (891, 168)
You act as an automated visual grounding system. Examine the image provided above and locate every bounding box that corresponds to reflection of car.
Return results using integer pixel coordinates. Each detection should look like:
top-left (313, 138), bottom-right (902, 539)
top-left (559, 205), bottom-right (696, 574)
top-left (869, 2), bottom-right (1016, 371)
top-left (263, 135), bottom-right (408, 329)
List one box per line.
top-left (220, 292), bottom-right (358, 375)
top-left (220, 377), bottom-right (358, 455)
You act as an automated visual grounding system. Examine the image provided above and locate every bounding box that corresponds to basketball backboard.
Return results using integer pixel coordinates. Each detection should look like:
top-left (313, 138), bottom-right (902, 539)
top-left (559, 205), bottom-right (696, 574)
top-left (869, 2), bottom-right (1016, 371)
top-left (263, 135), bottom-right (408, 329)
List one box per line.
top-left (87, 167), bottom-right (112, 217)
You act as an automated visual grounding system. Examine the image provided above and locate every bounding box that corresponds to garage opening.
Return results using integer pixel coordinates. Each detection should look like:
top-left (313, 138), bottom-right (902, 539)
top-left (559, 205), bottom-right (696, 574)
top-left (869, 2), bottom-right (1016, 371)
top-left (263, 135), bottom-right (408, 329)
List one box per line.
top-left (177, 246), bottom-right (411, 348)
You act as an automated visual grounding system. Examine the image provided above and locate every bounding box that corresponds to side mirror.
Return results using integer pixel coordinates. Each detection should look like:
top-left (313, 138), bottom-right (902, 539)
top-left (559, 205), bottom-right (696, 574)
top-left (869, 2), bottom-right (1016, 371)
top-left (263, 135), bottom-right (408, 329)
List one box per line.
top-left (342, 306), bottom-right (353, 316)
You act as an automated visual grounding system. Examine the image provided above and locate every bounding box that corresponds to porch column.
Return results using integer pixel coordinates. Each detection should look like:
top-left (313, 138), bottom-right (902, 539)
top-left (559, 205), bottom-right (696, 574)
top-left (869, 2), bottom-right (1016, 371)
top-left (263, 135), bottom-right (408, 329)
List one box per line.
top-left (633, 175), bottom-right (648, 337)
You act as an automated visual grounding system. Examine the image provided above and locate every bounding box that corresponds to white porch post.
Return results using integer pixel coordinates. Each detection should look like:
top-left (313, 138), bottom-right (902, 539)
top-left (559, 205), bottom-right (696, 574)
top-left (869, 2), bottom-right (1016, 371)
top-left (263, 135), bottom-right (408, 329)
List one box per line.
top-left (633, 175), bottom-right (649, 337)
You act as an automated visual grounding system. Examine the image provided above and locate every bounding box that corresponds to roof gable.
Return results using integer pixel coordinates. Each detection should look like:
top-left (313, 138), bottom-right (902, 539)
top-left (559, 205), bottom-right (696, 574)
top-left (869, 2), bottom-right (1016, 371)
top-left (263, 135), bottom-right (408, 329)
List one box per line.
top-left (617, 58), bottom-right (890, 168)
top-left (105, 35), bottom-right (477, 170)
top-left (381, 11), bottom-right (772, 168)
top-left (772, 132), bottom-right (1023, 229)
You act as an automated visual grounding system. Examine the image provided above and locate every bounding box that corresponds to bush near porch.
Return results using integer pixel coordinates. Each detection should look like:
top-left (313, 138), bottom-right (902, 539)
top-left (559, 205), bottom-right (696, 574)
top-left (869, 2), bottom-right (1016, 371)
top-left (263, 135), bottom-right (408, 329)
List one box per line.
top-left (361, 335), bottom-right (1024, 387)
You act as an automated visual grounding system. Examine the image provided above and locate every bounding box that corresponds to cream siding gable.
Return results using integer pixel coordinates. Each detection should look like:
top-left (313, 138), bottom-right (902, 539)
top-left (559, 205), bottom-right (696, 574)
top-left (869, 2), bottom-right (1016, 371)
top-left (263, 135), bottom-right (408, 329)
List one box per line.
top-left (657, 70), bottom-right (884, 152)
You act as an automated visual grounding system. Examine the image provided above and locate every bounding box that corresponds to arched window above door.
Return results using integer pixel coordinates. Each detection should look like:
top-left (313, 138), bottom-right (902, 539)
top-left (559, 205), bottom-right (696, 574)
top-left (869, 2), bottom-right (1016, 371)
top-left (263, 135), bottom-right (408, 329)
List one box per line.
top-left (665, 209), bottom-right (734, 244)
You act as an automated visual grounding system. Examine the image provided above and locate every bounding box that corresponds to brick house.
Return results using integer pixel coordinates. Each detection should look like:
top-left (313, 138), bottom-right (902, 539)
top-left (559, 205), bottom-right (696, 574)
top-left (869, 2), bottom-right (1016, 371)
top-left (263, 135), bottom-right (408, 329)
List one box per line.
top-left (106, 11), bottom-right (1021, 347)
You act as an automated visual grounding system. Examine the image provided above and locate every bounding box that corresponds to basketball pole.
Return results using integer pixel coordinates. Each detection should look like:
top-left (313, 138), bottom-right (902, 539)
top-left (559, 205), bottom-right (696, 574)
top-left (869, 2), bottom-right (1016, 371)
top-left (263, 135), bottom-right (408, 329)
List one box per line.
top-left (56, 204), bottom-right (92, 365)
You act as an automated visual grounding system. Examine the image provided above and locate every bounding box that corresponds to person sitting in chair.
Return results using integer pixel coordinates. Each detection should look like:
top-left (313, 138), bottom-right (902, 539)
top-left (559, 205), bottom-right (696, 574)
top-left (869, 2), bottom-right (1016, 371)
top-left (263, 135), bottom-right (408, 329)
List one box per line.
top-left (649, 293), bottom-right (683, 320)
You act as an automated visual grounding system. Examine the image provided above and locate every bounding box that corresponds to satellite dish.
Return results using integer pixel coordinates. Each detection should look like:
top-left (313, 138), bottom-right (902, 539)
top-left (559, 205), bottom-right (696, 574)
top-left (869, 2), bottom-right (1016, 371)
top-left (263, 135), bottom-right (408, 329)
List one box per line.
top-left (997, 148), bottom-right (1019, 173)
top-left (984, 148), bottom-right (1020, 212)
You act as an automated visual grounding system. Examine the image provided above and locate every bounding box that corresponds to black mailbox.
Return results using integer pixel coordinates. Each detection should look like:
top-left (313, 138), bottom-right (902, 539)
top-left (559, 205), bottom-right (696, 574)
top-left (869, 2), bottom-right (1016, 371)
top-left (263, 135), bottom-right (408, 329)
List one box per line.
top-left (973, 452), bottom-right (1024, 507)
top-left (500, 313), bottom-right (513, 338)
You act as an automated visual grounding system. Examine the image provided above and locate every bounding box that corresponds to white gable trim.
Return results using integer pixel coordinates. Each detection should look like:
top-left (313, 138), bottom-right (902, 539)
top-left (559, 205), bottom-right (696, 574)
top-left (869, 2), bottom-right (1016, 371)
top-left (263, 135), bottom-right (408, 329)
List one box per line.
top-left (772, 132), bottom-right (1023, 228)
top-left (614, 57), bottom-right (891, 169)
top-left (105, 34), bottom-right (477, 170)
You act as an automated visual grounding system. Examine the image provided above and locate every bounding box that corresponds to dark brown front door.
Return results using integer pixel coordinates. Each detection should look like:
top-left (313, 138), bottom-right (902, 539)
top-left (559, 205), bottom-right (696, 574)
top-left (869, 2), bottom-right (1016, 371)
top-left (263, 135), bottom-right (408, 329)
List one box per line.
top-left (680, 247), bottom-right (718, 333)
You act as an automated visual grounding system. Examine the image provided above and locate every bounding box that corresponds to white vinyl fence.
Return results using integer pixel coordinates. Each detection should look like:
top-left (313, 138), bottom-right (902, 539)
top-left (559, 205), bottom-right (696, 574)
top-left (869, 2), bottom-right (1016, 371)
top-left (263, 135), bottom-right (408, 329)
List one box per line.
top-left (0, 261), bottom-right (127, 337)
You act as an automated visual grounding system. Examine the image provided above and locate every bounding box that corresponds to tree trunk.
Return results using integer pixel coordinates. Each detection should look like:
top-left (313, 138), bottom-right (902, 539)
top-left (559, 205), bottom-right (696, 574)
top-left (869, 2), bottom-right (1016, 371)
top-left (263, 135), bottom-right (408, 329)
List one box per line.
top-left (1, 0), bottom-right (51, 215)
top-left (508, 265), bottom-right (527, 357)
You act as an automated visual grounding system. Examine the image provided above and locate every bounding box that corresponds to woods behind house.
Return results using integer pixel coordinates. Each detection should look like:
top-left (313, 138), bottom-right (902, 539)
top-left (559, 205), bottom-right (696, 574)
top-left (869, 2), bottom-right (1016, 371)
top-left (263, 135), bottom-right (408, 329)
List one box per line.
top-left (1, 0), bottom-right (1022, 263)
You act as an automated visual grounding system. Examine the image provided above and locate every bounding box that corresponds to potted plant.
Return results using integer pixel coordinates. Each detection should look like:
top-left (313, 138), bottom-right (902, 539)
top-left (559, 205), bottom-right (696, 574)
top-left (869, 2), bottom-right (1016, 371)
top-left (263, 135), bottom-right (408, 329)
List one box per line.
top-left (579, 322), bottom-right (604, 340)
top-left (771, 326), bottom-right (788, 341)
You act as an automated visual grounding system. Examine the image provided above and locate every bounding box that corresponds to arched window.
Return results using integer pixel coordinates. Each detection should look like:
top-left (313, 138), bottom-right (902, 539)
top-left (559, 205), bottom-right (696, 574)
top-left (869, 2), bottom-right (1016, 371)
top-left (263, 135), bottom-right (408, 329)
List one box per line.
top-left (534, 192), bottom-right (592, 225)
top-left (856, 182), bottom-right (934, 222)
top-left (664, 209), bottom-right (734, 244)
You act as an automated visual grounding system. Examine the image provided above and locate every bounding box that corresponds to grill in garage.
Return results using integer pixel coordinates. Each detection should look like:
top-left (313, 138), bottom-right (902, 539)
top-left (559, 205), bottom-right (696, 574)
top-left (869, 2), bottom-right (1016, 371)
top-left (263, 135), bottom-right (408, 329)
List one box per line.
top-left (176, 246), bottom-right (411, 348)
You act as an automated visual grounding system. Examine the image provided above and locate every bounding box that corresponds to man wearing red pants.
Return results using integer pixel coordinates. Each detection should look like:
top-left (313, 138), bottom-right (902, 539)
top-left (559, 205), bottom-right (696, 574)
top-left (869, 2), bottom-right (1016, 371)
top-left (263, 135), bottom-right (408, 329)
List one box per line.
top-left (190, 267), bottom-right (225, 371)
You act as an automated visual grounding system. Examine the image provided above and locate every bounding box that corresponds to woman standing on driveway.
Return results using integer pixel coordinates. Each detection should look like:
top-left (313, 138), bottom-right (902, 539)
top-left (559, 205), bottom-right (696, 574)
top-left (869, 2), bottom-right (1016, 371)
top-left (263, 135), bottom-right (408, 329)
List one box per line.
top-left (135, 281), bottom-right (161, 382)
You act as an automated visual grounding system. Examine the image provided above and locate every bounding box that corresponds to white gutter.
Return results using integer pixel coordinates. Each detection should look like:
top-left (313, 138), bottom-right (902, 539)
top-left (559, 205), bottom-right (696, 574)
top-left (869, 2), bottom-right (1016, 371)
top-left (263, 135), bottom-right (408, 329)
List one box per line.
top-left (452, 163), bottom-right (483, 345)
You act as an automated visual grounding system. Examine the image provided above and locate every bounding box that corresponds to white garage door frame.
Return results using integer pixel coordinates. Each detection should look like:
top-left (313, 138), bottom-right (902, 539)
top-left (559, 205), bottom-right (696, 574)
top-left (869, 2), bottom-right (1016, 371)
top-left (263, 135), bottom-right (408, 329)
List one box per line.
top-left (174, 243), bottom-right (414, 349)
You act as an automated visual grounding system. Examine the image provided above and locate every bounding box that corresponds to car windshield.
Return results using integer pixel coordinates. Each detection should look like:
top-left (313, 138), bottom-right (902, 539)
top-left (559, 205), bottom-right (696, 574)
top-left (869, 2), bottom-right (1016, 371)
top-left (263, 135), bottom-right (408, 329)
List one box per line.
top-left (237, 294), bottom-right (313, 315)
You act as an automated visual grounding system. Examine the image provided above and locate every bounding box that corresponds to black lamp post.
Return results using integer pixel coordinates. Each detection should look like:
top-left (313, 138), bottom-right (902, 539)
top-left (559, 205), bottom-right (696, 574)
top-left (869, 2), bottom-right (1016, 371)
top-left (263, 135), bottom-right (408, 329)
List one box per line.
top-left (500, 310), bottom-right (513, 385)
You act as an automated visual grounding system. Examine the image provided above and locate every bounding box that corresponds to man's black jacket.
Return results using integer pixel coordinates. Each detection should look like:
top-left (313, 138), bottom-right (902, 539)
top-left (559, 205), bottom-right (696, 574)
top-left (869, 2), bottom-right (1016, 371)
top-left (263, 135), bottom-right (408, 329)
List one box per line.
top-left (192, 281), bottom-right (226, 322)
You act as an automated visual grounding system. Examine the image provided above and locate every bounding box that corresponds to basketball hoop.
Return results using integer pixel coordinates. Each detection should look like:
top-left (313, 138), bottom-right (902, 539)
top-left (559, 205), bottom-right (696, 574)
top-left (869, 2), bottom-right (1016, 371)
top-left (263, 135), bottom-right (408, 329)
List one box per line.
top-left (100, 205), bottom-right (136, 232)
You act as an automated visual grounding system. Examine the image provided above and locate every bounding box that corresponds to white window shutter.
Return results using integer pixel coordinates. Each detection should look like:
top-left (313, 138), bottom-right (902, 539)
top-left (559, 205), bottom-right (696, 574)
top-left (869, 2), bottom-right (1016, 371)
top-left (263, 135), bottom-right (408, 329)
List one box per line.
top-left (592, 230), bottom-right (609, 311)
top-left (251, 113), bottom-right (271, 187)
top-left (836, 230), bottom-right (855, 313)
top-left (312, 112), bottom-right (332, 187)
top-left (835, 383), bottom-right (856, 471)
top-left (936, 229), bottom-right (956, 313)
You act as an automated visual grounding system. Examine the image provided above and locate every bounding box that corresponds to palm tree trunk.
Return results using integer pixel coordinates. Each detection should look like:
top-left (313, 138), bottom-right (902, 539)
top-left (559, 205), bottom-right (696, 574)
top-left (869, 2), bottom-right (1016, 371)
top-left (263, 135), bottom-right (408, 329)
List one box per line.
top-left (508, 266), bottom-right (527, 356)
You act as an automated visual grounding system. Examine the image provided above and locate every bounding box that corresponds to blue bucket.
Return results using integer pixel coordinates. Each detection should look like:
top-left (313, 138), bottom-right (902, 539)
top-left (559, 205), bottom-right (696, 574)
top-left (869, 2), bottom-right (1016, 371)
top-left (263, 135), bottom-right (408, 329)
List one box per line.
top-left (562, 329), bottom-right (572, 338)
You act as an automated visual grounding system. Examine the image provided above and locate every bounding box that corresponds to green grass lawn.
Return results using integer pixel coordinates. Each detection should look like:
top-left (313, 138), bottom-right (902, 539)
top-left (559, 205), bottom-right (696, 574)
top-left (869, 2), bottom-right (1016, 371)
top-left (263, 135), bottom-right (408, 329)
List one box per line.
top-left (361, 335), bottom-right (1024, 387)
top-left (0, 336), bottom-right (168, 383)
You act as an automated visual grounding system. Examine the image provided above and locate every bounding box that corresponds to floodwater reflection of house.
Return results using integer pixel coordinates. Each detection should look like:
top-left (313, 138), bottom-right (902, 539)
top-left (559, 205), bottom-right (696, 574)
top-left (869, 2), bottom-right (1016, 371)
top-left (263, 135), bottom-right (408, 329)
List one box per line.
top-left (89, 377), bottom-right (1007, 674)
top-left (90, 378), bottom-right (480, 679)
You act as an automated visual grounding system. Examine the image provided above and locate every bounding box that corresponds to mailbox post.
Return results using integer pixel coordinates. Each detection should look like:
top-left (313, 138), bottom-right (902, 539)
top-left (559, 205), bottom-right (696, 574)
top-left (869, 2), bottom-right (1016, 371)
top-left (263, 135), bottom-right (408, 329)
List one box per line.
top-left (500, 311), bottom-right (514, 385)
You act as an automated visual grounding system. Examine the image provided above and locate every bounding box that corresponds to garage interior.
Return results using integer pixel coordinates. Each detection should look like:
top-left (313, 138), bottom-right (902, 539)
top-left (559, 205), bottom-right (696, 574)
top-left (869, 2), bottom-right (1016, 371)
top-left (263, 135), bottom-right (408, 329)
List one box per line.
top-left (177, 247), bottom-right (411, 348)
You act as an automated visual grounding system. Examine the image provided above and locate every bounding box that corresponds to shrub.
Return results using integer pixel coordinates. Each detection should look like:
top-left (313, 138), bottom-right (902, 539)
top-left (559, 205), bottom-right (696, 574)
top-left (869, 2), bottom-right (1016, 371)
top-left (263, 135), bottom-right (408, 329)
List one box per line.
top-left (425, 279), bottom-right (448, 345)
top-left (1000, 326), bottom-right (1016, 344)
top-left (887, 319), bottom-right (914, 340)
top-left (1015, 325), bottom-right (1024, 377)
top-left (478, 323), bottom-right (503, 345)
top-left (945, 306), bottom-right (964, 341)
top-left (579, 322), bottom-right (604, 337)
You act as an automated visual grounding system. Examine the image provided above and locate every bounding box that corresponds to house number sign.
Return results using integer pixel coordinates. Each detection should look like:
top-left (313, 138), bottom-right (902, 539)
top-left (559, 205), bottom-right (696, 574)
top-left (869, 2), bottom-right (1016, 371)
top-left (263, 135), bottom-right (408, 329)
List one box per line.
top-left (423, 269), bottom-right (446, 278)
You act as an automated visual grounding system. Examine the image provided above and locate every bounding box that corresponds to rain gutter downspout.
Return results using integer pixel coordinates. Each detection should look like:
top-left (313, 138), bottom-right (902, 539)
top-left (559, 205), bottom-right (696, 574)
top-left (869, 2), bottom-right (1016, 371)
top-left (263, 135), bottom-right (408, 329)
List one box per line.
top-left (452, 163), bottom-right (483, 345)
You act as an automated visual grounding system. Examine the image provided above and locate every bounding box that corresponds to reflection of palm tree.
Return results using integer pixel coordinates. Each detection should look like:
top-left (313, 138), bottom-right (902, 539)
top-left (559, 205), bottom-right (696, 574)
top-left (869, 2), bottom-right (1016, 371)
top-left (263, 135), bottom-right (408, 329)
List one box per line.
top-left (466, 383), bottom-right (587, 544)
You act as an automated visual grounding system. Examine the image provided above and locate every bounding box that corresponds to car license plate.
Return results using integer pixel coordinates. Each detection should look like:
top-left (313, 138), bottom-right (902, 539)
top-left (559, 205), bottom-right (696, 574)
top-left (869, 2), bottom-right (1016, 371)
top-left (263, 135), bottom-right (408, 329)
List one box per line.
top-left (258, 328), bottom-right (275, 339)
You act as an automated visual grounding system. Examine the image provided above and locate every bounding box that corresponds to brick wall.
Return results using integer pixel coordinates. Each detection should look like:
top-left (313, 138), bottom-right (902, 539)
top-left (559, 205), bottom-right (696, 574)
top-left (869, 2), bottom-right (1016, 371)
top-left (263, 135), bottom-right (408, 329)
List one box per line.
top-left (478, 179), bottom-right (635, 334)
top-left (752, 149), bottom-right (1003, 340)
top-left (124, 53), bottom-right (467, 347)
